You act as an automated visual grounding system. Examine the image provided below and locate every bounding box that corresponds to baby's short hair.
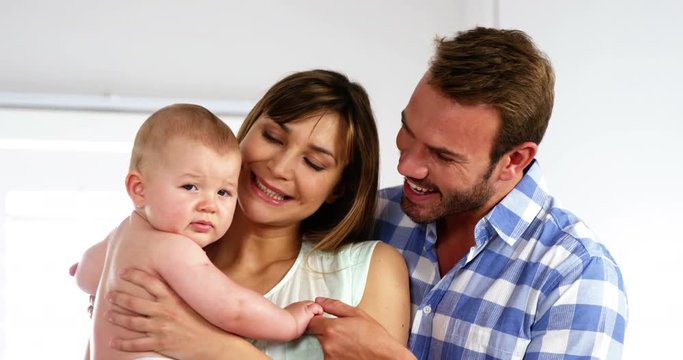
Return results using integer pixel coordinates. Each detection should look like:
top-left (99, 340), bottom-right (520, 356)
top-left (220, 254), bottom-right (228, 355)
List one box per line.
top-left (130, 103), bottom-right (239, 172)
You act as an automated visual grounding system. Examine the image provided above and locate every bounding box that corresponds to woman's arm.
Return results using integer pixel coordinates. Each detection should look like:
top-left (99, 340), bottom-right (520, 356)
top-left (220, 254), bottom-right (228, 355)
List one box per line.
top-left (106, 268), bottom-right (270, 360)
top-left (308, 242), bottom-right (414, 360)
top-left (356, 242), bottom-right (410, 343)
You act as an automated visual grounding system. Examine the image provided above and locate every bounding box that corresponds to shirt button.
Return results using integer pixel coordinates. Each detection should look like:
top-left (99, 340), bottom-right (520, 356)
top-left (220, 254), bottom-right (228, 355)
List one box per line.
top-left (423, 305), bottom-right (432, 314)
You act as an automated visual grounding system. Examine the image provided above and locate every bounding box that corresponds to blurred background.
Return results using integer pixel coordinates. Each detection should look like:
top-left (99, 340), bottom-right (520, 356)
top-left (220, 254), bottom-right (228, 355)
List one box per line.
top-left (1, 0), bottom-right (681, 358)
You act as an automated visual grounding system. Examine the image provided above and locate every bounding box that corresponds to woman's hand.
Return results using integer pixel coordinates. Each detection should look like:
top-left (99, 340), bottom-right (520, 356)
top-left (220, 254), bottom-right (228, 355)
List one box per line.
top-left (106, 268), bottom-right (268, 360)
top-left (308, 298), bottom-right (415, 360)
top-left (308, 243), bottom-right (413, 360)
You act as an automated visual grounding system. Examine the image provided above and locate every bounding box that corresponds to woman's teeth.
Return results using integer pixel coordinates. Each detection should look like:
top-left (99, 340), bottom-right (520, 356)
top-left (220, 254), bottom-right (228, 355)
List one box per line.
top-left (255, 177), bottom-right (286, 201)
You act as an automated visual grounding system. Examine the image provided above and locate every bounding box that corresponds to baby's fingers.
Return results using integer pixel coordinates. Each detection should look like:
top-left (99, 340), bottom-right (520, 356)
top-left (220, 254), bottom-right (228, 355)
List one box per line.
top-left (308, 302), bottom-right (324, 316)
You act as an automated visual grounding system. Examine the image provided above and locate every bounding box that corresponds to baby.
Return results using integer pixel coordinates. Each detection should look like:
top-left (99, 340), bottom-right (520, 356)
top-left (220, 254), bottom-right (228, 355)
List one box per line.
top-left (73, 104), bottom-right (322, 360)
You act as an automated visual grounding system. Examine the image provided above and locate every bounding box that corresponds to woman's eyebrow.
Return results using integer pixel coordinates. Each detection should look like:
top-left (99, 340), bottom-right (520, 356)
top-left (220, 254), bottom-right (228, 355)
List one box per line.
top-left (279, 122), bottom-right (338, 164)
top-left (309, 144), bottom-right (337, 164)
top-left (277, 122), bottom-right (292, 133)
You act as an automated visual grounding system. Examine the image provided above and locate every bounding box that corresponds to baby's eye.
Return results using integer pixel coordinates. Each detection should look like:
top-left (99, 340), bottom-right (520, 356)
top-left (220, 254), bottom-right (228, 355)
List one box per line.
top-left (181, 184), bottom-right (198, 191)
top-left (217, 189), bottom-right (232, 197)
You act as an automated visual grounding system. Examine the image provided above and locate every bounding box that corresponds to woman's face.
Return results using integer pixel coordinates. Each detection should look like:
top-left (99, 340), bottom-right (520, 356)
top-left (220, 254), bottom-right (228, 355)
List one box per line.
top-left (237, 113), bottom-right (347, 228)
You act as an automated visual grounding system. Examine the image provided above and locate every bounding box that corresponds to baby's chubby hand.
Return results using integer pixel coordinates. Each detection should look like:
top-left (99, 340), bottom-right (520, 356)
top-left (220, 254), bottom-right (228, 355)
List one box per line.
top-left (284, 300), bottom-right (324, 336)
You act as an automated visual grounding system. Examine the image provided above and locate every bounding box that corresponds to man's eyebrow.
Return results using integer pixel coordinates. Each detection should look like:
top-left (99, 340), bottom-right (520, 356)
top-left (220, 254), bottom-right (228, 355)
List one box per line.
top-left (279, 122), bottom-right (338, 164)
top-left (400, 111), bottom-right (415, 136)
top-left (429, 144), bottom-right (468, 162)
top-left (400, 111), bottom-right (468, 162)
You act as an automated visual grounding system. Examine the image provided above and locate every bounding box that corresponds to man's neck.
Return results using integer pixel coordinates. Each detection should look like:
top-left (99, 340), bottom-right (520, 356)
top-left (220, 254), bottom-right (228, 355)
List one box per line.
top-left (434, 182), bottom-right (513, 277)
top-left (435, 215), bottom-right (477, 277)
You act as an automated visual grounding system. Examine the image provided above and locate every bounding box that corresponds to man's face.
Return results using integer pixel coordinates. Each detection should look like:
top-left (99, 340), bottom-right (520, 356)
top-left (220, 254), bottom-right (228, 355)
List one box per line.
top-left (396, 74), bottom-right (501, 224)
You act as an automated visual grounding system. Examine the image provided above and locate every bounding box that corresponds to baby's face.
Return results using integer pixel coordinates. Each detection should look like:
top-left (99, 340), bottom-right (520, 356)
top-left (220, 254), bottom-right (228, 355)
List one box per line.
top-left (140, 138), bottom-right (240, 246)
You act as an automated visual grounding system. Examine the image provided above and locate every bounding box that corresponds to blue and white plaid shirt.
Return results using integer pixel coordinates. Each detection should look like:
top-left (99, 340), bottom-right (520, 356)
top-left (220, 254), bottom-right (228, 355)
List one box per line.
top-left (373, 160), bottom-right (628, 359)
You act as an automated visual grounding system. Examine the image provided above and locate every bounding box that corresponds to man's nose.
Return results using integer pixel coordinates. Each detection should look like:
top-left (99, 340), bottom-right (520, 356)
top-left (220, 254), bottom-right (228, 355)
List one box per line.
top-left (397, 145), bottom-right (429, 180)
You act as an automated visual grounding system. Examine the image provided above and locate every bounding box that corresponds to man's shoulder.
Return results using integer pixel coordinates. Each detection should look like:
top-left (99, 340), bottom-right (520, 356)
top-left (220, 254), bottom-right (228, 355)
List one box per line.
top-left (524, 200), bottom-right (622, 273)
top-left (378, 185), bottom-right (403, 202)
top-left (525, 163), bottom-right (614, 262)
top-left (375, 186), bottom-right (408, 223)
top-left (373, 186), bottom-right (427, 251)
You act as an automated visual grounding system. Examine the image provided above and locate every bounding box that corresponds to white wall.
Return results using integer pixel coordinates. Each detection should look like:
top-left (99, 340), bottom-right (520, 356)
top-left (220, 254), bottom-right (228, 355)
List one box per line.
top-left (0, 0), bottom-right (461, 188)
top-left (0, 109), bottom-right (145, 358)
top-left (494, 1), bottom-right (683, 359)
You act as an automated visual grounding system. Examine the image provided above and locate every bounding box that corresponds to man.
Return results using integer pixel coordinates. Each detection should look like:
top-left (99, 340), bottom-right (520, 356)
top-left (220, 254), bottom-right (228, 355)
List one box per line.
top-left (310, 27), bottom-right (628, 359)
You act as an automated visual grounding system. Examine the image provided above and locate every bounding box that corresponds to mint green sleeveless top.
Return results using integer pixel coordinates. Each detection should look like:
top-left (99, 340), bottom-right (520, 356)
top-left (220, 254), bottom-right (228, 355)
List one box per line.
top-left (251, 240), bottom-right (379, 359)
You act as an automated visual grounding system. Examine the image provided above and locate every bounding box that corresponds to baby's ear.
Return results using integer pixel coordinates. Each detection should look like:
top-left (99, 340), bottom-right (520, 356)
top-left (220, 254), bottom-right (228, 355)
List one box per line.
top-left (125, 171), bottom-right (145, 207)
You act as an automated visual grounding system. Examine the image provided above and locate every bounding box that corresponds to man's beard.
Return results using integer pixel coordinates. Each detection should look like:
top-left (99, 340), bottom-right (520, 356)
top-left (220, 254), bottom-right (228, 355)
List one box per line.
top-left (401, 173), bottom-right (495, 224)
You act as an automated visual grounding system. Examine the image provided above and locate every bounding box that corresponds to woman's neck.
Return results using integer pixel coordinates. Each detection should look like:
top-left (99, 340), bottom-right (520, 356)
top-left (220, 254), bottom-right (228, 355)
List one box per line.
top-left (208, 208), bottom-right (302, 271)
top-left (206, 208), bottom-right (304, 294)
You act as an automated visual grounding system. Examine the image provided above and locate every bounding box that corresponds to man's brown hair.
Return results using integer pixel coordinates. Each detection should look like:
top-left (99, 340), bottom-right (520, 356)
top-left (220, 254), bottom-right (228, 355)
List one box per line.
top-left (429, 27), bottom-right (555, 163)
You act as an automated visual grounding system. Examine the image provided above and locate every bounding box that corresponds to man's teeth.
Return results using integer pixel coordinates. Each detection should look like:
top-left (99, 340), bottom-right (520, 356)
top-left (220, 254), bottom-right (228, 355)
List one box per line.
top-left (407, 179), bottom-right (432, 194)
top-left (255, 178), bottom-right (286, 201)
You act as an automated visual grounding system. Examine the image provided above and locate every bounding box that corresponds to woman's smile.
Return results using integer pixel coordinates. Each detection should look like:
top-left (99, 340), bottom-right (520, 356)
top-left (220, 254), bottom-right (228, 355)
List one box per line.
top-left (251, 172), bottom-right (291, 204)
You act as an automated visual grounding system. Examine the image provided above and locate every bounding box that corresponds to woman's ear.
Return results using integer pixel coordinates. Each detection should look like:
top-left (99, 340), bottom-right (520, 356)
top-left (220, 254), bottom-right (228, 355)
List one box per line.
top-left (497, 141), bottom-right (538, 181)
top-left (325, 184), bottom-right (345, 204)
top-left (125, 171), bottom-right (145, 208)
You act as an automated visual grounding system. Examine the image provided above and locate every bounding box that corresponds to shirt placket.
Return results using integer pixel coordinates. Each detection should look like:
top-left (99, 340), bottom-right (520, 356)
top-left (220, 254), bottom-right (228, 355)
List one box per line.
top-left (410, 222), bottom-right (491, 359)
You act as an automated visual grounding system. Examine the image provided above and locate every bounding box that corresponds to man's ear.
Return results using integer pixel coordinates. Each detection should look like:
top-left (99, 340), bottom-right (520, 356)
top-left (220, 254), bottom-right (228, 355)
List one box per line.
top-left (125, 171), bottom-right (145, 208)
top-left (497, 142), bottom-right (538, 181)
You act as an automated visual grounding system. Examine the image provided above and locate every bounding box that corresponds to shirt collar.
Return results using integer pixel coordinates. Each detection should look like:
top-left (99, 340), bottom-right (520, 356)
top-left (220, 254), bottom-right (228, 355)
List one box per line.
top-left (475, 160), bottom-right (550, 246)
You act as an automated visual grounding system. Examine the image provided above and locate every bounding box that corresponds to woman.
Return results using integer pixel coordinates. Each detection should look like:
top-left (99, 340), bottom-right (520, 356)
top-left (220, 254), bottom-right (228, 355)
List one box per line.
top-left (102, 69), bottom-right (410, 359)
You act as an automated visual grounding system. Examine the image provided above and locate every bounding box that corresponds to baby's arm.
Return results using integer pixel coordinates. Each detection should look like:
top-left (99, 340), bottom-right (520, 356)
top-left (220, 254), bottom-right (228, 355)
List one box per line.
top-left (156, 238), bottom-right (321, 342)
top-left (74, 238), bottom-right (108, 295)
